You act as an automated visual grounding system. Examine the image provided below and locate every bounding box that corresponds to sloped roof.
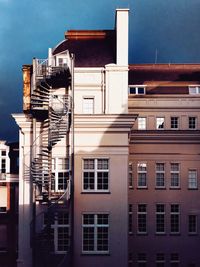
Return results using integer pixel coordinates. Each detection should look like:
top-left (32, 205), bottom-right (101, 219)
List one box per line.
top-left (53, 30), bottom-right (116, 67)
top-left (129, 64), bottom-right (200, 94)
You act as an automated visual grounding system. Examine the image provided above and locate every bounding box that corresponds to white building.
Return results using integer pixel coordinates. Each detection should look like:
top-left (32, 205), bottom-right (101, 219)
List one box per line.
top-left (13, 9), bottom-right (136, 267)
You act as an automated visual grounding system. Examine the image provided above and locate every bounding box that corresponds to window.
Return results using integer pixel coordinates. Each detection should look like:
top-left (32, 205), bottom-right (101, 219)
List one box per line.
top-left (0, 186), bottom-right (7, 213)
top-left (137, 162), bottom-right (147, 188)
top-left (0, 225), bottom-right (7, 252)
top-left (128, 252), bottom-right (133, 267)
top-left (51, 158), bottom-right (69, 192)
top-left (189, 117), bottom-right (197, 129)
top-left (171, 117), bottom-right (179, 129)
top-left (1, 150), bottom-right (6, 156)
top-left (129, 162), bottom-right (133, 188)
top-left (170, 253), bottom-right (180, 267)
top-left (129, 86), bottom-right (146, 95)
top-left (189, 86), bottom-right (200, 94)
top-left (170, 163), bottom-right (180, 188)
top-left (83, 97), bottom-right (94, 114)
top-left (156, 204), bottom-right (165, 234)
top-left (188, 170), bottom-right (197, 189)
top-left (156, 253), bottom-right (165, 267)
top-left (44, 211), bottom-right (70, 253)
top-left (58, 57), bottom-right (68, 67)
top-left (0, 159), bottom-right (6, 174)
top-left (156, 117), bottom-right (165, 129)
top-left (137, 204), bottom-right (147, 234)
top-left (170, 204), bottom-right (180, 234)
top-left (188, 215), bottom-right (197, 234)
top-left (138, 118), bottom-right (146, 130)
top-left (137, 253), bottom-right (147, 267)
top-left (156, 163), bottom-right (165, 188)
top-left (83, 159), bottom-right (109, 192)
top-left (82, 214), bottom-right (109, 253)
top-left (129, 204), bottom-right (133, 234)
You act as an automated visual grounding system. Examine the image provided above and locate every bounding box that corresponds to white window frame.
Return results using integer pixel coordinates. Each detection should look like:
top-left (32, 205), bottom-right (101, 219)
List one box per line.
top-left (51, 158), bottom-right (69, 192)
top-left (156, 253), bottom-right (165, 266)
top-left (170, 163), bottom-right (180, 188)
top-left (137, 204), bottom-right (147, 234)
top-left (170, 253), bottom-right (180, 266)
top-left (189, 85), bottom-right (200, 94)
top-left (188, 170), bottom-right (197, 189)
top-left (170, 117), bottom-right (179, 129)
top-left (129, 204), bottom-right (133, 234)
top-left (82, 213), bottom-right (109, 254)
top-left (44, 211), bottom-right (70, 254)
top-left (156, 204), bottom-right (165, 234)
top-left (82, 97), bottom-right (94, 114)
top-left (155, 163), bottom-right (165, 188)
top-left (138, 117), bottom-right (147, 130)
top-left (137, 162), bottom-right (147, 188)
top-left (82, 158), bottom-right (109, 192)
top-left (129, 162), bottom-right (133, 189)
top-left (156, 117), bottom-right (165, 130)
top-left (188, 116), bottom-right (197, 130)
top-left (188, 214), bottom-right (197, 234)
top-left (137, 253), bottom-right (147, 266)
top-left (170, 204), bottom-right (180, 234)
top-left (129, 85), bottom-right (146, 95)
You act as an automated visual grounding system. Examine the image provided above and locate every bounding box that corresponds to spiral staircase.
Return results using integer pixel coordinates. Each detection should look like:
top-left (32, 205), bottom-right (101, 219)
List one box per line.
top-left (29, 56), bottom-right (73, 267)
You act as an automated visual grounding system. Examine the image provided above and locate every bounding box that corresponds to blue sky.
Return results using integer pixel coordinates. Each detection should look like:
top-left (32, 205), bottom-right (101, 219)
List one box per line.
top-left (0, 0), bottom-right (200, 141)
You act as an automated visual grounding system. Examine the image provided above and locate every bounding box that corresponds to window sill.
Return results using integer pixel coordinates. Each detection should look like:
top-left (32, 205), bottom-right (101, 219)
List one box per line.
top-left (169, 233), bottom-right (181, 236)
top-left (81, 252), bottom-right (110, 256)
top-left (137, 187), bottom-right (148, 190)
top-left (129, 186), bottom-right (134, 190)
top-left (155, 187), bottom-right (166, 190)
top-left (81, 191), bottom-right (110, 194)
top-left (155, 233), bottom-right (167, 236)
top-left (137, 233), bottom-right (148, 236)
top-left (188, 233), bottom-right (198, 236)
top-left (188, 188), bottom-right (198, 190)
top-left (169, 187), bottom-right (181, 190)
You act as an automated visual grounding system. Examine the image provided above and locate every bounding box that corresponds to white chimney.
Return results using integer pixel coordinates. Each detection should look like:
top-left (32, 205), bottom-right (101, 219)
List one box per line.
top-left (116, 9), bottom-right (129, 66)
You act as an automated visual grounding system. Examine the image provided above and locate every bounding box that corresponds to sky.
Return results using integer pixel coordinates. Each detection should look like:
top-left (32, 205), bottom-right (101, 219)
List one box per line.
top-left (0, 0), bottom-right (200, 142)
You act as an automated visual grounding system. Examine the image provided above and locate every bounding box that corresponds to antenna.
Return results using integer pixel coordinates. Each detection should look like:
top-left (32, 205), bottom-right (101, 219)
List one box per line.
top-left (155, 48), bottom-right (158, 64)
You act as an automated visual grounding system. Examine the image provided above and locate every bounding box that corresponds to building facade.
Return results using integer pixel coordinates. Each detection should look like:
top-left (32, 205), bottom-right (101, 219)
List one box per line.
top-left (12, 8), bottom-right (200, 267)
top-left (128, 64), bottom-right (200, 267)
top-left (0, 141), bottom-right (18, 267)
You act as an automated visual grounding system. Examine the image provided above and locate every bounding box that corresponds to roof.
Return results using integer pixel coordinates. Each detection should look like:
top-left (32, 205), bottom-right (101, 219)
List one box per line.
top-left (53, 30), bottom-right (116, 67)
top-left (129, 64), bottom-right (200, 95)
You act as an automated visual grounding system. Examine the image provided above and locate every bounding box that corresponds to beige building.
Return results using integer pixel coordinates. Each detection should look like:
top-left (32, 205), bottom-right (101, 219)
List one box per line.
top-left (13, 9), bottom-right (137, 267)
top-left (128, 64), bottom-right (200, 266)
top-left (12, 8), bottom-right (200, 267)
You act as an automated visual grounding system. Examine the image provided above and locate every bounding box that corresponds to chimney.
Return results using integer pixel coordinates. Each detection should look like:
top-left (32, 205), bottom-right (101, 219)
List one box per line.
top-left (116, 9), bottom-right (129, 65)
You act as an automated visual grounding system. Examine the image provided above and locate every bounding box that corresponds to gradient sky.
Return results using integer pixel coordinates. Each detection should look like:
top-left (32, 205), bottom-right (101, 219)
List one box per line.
top-left (0, 0), bottom-right (200, 141)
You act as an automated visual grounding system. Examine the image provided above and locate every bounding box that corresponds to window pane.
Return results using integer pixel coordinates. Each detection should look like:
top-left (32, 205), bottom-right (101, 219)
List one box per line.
top-left (97, 159), bottom-right (108, 170)
top-left (83, 98), bottom-right (94, 114)
top-left (84, 159), bottom-right (94, 170)
top-left (138, 118), bottom-right (146, 130)
top-left (156, 118), bottom-right (164, 129)
top-left (83, 172), bottom-right (95, 190)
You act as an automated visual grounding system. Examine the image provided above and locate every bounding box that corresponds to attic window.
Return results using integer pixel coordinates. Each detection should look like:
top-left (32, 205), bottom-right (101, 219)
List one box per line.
top-left (189, 86), bottom-right (200, 94)
top-left (129, 86), bottom-right (146, 95)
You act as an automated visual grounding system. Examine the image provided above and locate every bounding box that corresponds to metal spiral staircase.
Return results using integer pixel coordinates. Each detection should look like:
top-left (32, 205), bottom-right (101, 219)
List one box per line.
top-left (29, 56), bottom-right (73, 267)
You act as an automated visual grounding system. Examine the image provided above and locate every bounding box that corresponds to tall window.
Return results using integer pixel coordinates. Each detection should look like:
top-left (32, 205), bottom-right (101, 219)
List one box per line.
top-left (137, 253), bottom-right (147, 267)
top-left (51, 158), bottom-right (69, 192)
top-left (170, 253), bottom-right (180, 267)
top-left (188, 170), bottom-right (197, 189)
top-left (83, 159), bottom-right (109, 192)
top-left (156, 204), bottom-right (165, 234)
top-left (156, 253), bottom-right (165, 267)
top-left (171, 117), bottom-right (179, 129)
top-left (170, 204), bottom-right (180, 234)
top-left (156, 163), bottom-right (165, 188)
top-left (129, 162), bottom-right (133, 188)
top-left (188, 215), bottom-right (197, 234)
top-left (83, 97), bottom-right (94, 114)
top-left (138, 117), bottom-right (146, 130)
top-left (128, 252), bottom-right (133, 267)
top-left (82, 214), bottom-right (109, 253)
top-left (129, 86), bottom-right (146, 95)
top-left (44, 211), bottom-right (70, 253)
top-left (170, 163), bottom-right (180, 188)
top-left (137, 162), bottom-right (147, 188)
top-left (0, 150), bottom-right (7, 174)
top-left (137, 204), bottom-right (147, 234)
top-left (189, 117), bottom-right (197, 129)
top-left (0, 186), bottom-right (7, 213)
top-left (156, 117), bottom-right (165, 129)
top-left (129, 204), bottom-right (133, 234)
